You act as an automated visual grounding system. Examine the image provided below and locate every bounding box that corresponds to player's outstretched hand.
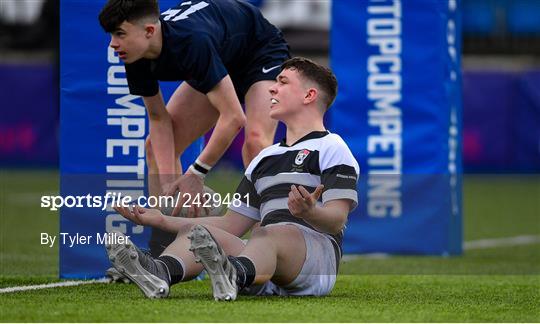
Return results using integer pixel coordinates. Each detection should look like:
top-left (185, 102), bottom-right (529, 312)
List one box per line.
top-left (113, 205), bottom-right (165, 228)
top-left (165, 172), bottom-right (207, 218)
top-left (288, 184), bottom-right (324, 220)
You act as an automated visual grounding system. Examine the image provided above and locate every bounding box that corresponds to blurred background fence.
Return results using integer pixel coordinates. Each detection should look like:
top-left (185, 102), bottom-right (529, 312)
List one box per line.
top-left (1, 0), bottom-right (539, 173)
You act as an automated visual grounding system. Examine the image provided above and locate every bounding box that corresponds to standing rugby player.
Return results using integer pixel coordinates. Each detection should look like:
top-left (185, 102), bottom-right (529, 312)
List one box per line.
top-left (99, 0), bottom-right (290, 255)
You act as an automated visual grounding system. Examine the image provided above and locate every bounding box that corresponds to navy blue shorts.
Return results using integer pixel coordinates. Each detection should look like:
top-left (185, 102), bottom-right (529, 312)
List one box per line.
top-left (230, 33), bottom-right (291, 103)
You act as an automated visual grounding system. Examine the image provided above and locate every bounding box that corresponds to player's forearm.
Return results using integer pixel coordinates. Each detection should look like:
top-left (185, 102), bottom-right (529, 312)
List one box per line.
top-left (200, 76), bottom-right (246, 166)
top-left (143, 94), bottom-right (177, 182)
top-left (302, 205), bottom-right (347, 235)
top-left (198, 113), bottom-right (245, 166)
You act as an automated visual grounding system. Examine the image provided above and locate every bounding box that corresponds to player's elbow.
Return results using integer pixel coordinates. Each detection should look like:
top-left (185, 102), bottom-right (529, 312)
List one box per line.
top-left (235, 112), bottom-right (247, 129)
top-left (328, 213), bottom-right (348, 235)
top-left (223, 111), bottom-right (246, 132)
top-left (322, 201), bottom-right (351, 235)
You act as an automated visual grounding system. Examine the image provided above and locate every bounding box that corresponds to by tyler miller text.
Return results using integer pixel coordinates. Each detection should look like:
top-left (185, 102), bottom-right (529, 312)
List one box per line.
top-left (41, 232), bottom-right (129, 248)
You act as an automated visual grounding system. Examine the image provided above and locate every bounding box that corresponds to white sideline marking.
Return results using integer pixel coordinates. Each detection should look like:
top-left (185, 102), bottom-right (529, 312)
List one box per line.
top-left (463, 235), bottom-right (540, 250)
top-left (0, 278), bottom-right (110, 294)
top-left (342, 235), bottom-right (540, 261)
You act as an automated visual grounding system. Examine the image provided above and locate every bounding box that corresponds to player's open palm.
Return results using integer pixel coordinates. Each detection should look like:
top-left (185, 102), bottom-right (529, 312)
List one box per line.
top-left (114, 205), bottom-right (165, 228)
top-left (288, 184), bottom-right (324, 220)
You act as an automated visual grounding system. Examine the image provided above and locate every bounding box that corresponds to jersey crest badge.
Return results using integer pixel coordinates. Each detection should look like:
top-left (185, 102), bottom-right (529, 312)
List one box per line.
top-left (294, 149), bottom-right (311, 166)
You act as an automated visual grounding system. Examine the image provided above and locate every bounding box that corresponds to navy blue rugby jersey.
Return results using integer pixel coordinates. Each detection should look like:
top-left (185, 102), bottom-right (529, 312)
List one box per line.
top-left (229, 131), bottom-right (360, 256)
top-left (125, 0), bottom-right (288, 96)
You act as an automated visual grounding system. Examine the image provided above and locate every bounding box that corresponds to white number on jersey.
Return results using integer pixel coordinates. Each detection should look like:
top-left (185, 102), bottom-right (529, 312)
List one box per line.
top-left (162, 1), bottom-right (210, 22)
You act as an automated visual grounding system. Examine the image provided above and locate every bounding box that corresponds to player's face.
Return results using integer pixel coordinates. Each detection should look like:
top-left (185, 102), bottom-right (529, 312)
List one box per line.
top-left (109, 21), bottom-right (151, 63)
top-left (268, 69), bottom-right (306, 120)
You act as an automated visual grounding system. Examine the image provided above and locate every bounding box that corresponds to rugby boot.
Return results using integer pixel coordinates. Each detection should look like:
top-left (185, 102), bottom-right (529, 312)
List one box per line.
top-left (105, 231), bottom-right (170, 298)
top-left (189, 225), bottom-right (237, 301)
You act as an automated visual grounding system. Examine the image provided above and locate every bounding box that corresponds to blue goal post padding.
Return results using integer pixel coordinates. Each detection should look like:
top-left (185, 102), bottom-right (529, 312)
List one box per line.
top-left (330, 0), bottom-right (463, 255)
top-left (60, 0), bottom-right (203, 279)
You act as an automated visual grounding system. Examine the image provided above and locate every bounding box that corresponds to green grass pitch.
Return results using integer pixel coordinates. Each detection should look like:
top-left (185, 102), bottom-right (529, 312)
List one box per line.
top-left (1, 170), bottom-right (539, 322)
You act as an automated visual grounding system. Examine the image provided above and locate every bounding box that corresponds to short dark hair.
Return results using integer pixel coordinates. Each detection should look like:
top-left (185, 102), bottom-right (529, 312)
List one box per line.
top-left (99, 0), bottom-right (160, 33)
top-left (281, 57), bottom-right (338, 110)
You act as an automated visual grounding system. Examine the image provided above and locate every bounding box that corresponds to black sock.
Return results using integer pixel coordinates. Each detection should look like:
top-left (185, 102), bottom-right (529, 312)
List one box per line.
top-left (157, 255), bottom-right (184, 285)
top-left (228, 256), bottom-right (256, 290)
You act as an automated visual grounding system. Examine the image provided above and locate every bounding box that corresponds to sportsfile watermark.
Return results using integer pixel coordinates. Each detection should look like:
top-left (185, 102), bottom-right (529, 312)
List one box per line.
top-left (40, 192), bottom-right (248, 211)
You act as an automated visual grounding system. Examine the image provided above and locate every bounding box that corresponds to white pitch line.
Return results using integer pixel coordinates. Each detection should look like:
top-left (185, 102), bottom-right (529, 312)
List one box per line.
top-left (342, 235), bottom-right (540, 261)
top-left (0, 278), bottom-right (110, 294)
top-left (463, 235), bottom-right (540, 250)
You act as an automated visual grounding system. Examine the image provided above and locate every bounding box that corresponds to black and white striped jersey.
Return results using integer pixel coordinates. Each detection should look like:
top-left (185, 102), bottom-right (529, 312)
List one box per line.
top-left (230, 130), bottom-right (359, 255)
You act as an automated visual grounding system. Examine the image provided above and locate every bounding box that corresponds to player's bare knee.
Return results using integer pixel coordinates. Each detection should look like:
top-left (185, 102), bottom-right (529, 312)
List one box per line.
top-left (250, 225), bottom-right (268, 237)
top-left (171, 121), bottom-right (194, 156)
top-left (251, 225), bottom-right (297, 246)
top-left (250, 226), bottom-right (274, 244)
top-left (174, 143), bottom-right (188, 158)
top-left (173, 136), bottom-right (191, 157)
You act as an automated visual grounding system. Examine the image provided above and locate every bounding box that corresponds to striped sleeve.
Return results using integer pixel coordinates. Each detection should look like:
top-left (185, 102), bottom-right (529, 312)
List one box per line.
top-left (319, 137), bottom-right (360, 211)
top-left (229, 176), bottom-right (261, 221)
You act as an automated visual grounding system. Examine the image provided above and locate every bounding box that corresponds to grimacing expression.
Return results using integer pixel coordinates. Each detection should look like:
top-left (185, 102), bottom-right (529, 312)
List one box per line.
top-left (109, 21), bottom-right (152, 63)
top-left (268, 68), bottom-right (307, 120)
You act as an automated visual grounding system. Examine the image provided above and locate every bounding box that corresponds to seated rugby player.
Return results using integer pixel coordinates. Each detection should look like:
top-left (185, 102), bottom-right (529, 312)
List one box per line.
top-left (107, 57), bottom-right (359, 300)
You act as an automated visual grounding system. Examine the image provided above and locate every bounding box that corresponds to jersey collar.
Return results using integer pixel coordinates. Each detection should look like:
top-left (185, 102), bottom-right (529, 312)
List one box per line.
top-left (279, 130), bottom-right (330, 147)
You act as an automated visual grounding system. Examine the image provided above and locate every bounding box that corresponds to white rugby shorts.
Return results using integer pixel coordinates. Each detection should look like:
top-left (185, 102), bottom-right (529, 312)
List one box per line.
top-left (241, 223), bottom-right (338, 297)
